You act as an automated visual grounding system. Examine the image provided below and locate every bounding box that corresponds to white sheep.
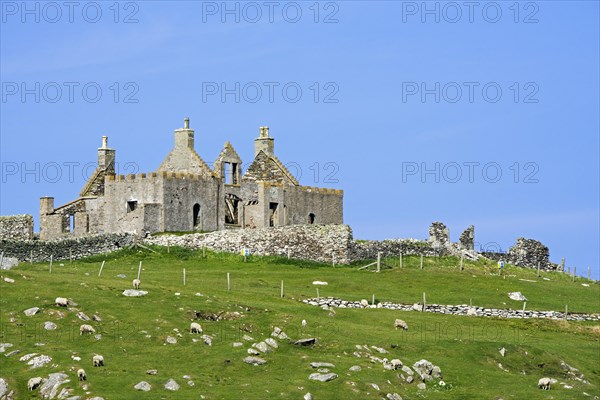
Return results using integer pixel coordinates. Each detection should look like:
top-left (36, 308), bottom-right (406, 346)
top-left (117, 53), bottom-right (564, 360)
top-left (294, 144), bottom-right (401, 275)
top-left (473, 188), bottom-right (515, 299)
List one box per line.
top-left (77, 368), bottom-right (86, 381)
top-left (92, 355), bottom-right (104, 367)
top-left (27, 377), bottom-right (42, 390)
top-left (302, 319), bottom-right (307, 328)
top-left (55, 297), bottom-right (68, 307)
top-left (394, 319), bottom-right (409, 331)
top-left (132, 279), bottom-right (141, 290)
top-left (80, 324), bottom-right (96, 335)
top-left (538, 377), bottom-right (556, 390)
top-left (190, 322), bottom-right (202, 334)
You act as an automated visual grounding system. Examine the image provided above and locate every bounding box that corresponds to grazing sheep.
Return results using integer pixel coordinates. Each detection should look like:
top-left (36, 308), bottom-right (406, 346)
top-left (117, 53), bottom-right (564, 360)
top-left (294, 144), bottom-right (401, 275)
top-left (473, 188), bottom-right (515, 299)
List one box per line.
top-left (28, 377), bottom-right (42, 391)
top-left (394, 319), bottom-right (409, 331)
top-left (80, 324), bottom-right (96, 335)
top-left (77, 368), bottom-right (86, 381)
top-left (55, 297), bottom-right (68, 307)
top-left (190, 322), bottom-right (202, 334)
top-left (92, 355), bottom-right (104, 367)
top-left (132, 279), bottom-right (141, 290)
top-left (538, 377), bottom-right (556, 390)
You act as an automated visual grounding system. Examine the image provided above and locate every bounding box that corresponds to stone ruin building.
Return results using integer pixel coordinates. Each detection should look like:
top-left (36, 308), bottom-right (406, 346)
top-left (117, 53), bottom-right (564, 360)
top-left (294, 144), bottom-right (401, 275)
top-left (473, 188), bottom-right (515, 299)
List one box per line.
top-left (38, 119), bottom-right (343, 240)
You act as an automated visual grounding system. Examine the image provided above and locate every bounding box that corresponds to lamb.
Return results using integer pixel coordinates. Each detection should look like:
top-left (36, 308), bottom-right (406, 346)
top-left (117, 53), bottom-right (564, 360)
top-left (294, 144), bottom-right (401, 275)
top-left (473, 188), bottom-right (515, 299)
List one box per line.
top-left (538, 377), bottom-right (556, 390)
top-left (77, 368), bottom-right (86, 381)
top-left (55, 297), bottom-right (68, 307)
top-left (27, 377), bottom-right (42, 390)
top-left (394, 319), bottom-right (409, 330)
top-left (132, 279), bottom-right (141, 290)
top-left (92, 355), bottom-right (104, 367)
top-left (190, 322), bottom-right (203, 334)
top-left (80, 324), bottom-right (96, 335)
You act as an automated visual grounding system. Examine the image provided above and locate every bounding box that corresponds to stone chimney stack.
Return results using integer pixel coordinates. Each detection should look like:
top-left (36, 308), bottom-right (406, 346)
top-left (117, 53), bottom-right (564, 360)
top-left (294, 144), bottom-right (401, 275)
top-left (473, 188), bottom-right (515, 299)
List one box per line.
top-left (174, 117), bottom-right (195, 150)
top-left (254, 126), bottom-right (274, 157)
top-left (40, 196), bottom-right (55, 215)
top-left (98, 136), bottom-right (115, 174)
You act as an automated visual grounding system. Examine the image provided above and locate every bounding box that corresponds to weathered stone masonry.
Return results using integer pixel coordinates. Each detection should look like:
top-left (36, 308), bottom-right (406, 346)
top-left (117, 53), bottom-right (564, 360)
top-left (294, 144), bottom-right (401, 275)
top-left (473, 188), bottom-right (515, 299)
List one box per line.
top-left (38, 119), bottom-right (343, 239)
top-left (0, 215), bottom-right (33, 241)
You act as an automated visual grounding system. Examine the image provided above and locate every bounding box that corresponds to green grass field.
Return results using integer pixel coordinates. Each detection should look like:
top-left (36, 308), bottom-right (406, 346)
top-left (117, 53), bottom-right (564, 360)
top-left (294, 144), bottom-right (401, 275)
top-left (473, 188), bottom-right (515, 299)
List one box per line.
top-left (1, 247), bottom-right (599, 399)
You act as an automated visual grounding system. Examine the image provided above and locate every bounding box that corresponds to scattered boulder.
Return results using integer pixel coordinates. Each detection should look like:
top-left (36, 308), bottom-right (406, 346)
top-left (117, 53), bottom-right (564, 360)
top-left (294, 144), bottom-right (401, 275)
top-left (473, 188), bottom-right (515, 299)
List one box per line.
top-left (165, 336), bottom-right (177, 345)
top-left (386, 393), bottom-right (402, 400)
top-left (0, 343), bottom-right (13, 353)
top-left (349, 365), bottom-right (361, 371)
top-left (76, 312), bottom-right (91, 321)
top-left (308, 373), bottom-right (338, 382)
top-left (3, 277), bottom-right (14, 283)
top-left (44, 322), bottom-right (57, 331)
top-left (499, 347), bottom-right (506, 357)
top-left (123, 290), bottom-right (148, 297)
top-left (304, 393), bottom-right (313, 400)
top-left (24, 307), bottom-right (40, 316)
top-left (265, 338), bottom-right (278, 349)
top-left (146, 369), bottom-right (158, 375)
top-left (0, 257), bottom-right (19, 270)
top-left (271, 327), bottom-right (289, 340)
top-left (27, 355), bottom-right (52, 369)
top-left (39, 372), bottom-right (69, 398)
top-left (253, 342), bottom-right (271, 353)
top-left (134, 381), bottom-right (151, 391)
top-left (508, 292), bottom-right (527, 301)
top-left (164, 379), bottom-right (179, 391)
top-left (417, 382), bottom-right (426, 390)
top-left (294, 338), bottom-right (317, 346)
top-left (243, 356), bottom-right (267, 366)
top-left (310, 362), bottom-right (335, 368)
top-left (0, 377), bottom-right (14, 399)
top-left (247, 348), bottom-right (260, 356)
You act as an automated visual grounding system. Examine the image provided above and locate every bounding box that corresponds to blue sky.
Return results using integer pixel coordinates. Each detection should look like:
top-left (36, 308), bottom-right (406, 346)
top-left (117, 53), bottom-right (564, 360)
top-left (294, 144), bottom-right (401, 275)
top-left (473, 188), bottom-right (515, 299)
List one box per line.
top-left (1, 1), bottom-right (598, 278)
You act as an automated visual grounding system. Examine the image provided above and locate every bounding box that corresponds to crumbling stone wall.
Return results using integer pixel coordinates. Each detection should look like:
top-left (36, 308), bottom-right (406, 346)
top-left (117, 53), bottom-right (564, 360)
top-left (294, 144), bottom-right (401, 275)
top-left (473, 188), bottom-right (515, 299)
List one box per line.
top-left (507, 237), bottom-right (552, 270)
top-left (349, 239), bottom-right (438, 260)
top-left (459, 225), bottom-right (474, 250)
top-left (0, 233), bottom-right (134, 263)
top-left (0, 214), bottom-right (33, 241)
top-left (145, 224), bottom-right (353, 264)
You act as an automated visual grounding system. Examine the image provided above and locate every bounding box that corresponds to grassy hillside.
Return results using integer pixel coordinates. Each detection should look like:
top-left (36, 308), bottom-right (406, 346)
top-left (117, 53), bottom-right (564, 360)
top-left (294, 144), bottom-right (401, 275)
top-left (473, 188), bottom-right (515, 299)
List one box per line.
top-left (1, 247), bottom-right (598, 399)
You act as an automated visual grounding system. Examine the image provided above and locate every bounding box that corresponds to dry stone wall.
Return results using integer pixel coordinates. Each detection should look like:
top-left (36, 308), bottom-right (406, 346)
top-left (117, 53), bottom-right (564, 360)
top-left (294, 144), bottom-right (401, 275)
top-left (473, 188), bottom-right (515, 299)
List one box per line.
top-left (145, 224), bottom-right (354, 264)
top-left (0, 234), bottom-right (134, 263)
top-left (0, 214), bottom-right (33, 241)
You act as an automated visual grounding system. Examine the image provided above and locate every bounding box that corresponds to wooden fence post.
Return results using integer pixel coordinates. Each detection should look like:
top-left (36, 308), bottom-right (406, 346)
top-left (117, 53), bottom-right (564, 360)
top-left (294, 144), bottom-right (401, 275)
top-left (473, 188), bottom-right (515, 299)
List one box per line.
top-left (137, 261), bottom-right (142, 280)
top-left (376, 252), bottom-right (381, 273)
top-left (280, 280), bottom-right (284, 298)
top-left (49, 255), bottom-right (53, 273)
top-left (227, 272), bottom-right (231, 291)
top-left (420, 255), bottom-right (423, 270)
top-left (183, 268), bottom-right (186, 286)
top-left (422, 292), bottom-right (426, 312)
top-left (399, 252), bottom-right (403, 269)
top-left (98, 260), bottom-right (105, 277)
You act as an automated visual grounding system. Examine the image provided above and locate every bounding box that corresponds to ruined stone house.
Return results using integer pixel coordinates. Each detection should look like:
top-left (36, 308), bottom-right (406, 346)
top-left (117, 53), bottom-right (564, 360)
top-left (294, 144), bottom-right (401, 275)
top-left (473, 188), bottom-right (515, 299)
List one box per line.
top-left (39, 119), bottom-right (343, 240)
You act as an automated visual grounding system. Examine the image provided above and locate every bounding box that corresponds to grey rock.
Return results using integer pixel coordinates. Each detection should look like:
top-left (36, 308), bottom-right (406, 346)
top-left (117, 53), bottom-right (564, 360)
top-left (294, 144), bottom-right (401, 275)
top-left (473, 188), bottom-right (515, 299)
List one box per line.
top-left (134, 381), bottom-right (151, 391)
top-left (117, 274), bottom-right (127, 278)
top-left (247, 348), bottom-right (260, 355)
top-left (27, 355), bottom-right (52, 368)
top-left (123, 290), bottom-right (148, 297)
top-left (406, 376), bottom-right (414, 384)
top-left (243, 356), bottom-right (267, 366)
top-left (165, 336), bottom-right (177, 344)
top-left (349, 365), bottom-right (361, 371)
top-left (264, 338), bottom-right (278, 349)
top-left (271, 327), bottom-right (289, 340)
top-left (0, 257), bottom-right (19, 270)
top-left (0, 343), bottom-right (13, 353)
top-left (308, 373), bottom-right (338, 382)
top-left (233, 342), bottom-right (243, 347)
top-left (294, 338), bottom-right (317, 346)
top-left (0, 377), bottom-right (13, 399)
top-left (39, 372), bottom-right (69, 399)
top-left (310, 362), bottom-right (335, 368)
top-left (386, 394), bottom-right (402, 400)
top-left (164, 379), bottom-right (179, 391)
top-left (24, 307), bottom-right (40, 316)
top-left (417, 382), bottom-right (426, 390)
top-left (253, 342), bottom-right (270, 353)
top-left (76, 312), bottom-right (90, 321)
top-left (5, 350), bottom-right (20, 357)
top-left (304, 393), bottom-right (313, 400)
top-left (508, 292), bottom-right (527, 301)
top-left (44, 321), bottom-right (57, 330)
